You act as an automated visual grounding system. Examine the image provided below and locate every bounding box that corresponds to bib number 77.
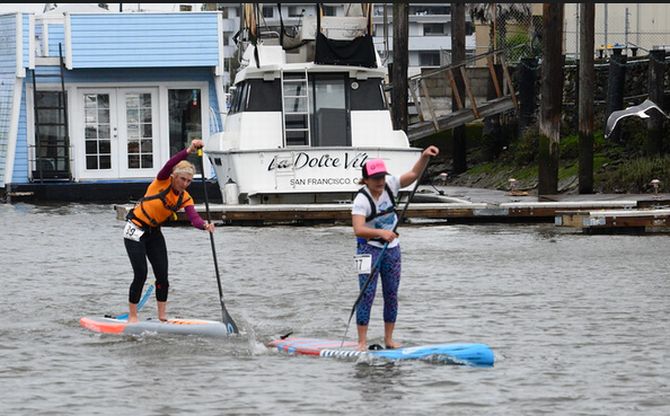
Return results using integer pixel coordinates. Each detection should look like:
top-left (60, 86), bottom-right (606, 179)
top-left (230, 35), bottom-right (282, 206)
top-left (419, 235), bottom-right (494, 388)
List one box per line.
top-left (353, 254), bottom-right (372, 274)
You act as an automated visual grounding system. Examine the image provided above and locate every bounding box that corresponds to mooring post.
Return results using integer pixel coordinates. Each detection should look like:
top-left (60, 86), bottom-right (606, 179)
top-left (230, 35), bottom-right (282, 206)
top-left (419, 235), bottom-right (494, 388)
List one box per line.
top-left (605, 47), bottom-right (627, 143)
top-left (518, 57), bottom-right (538, 133)
top-left (391, 2), bottom-right (409, 133)
top-left (647, 49), bottom-right (666, 155)
top-left (451, 2), bottom-right (467, 174)
top-left (578, 3), bottom-right (595, 194)
top-left (538, 4), bottom-right (564, 197)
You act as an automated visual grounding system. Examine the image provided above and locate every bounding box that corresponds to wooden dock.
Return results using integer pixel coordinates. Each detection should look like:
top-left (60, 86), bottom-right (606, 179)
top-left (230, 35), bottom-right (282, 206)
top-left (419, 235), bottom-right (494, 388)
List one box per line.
top-left (555, 207), bottom-right (670, 234)
top-left (113, 194), bottom-right (656, 227)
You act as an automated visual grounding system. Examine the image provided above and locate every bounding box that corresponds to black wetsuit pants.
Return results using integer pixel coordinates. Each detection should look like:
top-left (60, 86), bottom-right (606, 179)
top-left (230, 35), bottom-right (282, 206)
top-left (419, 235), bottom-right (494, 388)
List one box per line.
top-left (125, 227), bottom-right (169, 303)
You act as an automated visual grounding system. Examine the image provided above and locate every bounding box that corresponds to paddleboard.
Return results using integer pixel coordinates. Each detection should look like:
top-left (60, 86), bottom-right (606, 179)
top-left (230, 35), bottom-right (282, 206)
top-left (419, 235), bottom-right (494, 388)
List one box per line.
top-left (269, 337), bottom-right (494, 367)
top-left (80, 316), bottom-right (234, 337)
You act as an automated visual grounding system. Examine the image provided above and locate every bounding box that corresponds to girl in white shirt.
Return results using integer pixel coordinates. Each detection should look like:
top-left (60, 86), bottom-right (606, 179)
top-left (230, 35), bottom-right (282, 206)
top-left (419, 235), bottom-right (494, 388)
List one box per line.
top-left (351, 145), bottom-right (439, 351)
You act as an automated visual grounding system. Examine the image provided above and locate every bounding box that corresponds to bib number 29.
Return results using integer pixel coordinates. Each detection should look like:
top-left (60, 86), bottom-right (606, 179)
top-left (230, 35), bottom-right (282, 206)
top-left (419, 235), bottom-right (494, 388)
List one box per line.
top-left (354, 254), bottom-right (372, 274)
top-left (123, 220), bottom-right (144, 242)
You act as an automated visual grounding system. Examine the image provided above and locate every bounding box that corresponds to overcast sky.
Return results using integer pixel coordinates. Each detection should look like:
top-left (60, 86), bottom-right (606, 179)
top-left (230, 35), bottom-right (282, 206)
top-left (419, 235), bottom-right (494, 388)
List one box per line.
top-left (0, 3), bottom-right (204, 14)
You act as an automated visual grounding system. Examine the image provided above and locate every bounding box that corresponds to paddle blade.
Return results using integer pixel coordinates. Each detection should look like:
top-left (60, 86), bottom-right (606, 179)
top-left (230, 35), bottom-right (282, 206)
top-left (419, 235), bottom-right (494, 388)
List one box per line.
top-left (220, 299), bottom-right (239, 334)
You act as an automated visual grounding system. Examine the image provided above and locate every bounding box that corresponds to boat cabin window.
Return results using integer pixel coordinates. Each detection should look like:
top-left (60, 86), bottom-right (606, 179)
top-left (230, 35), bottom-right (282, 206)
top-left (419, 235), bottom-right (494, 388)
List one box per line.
top-left (245, 80), bottom-right (282, 111)
top-left (228, 80), bottom-right (282, 114)
top-left (349, 79), bottom-right (386, 111)
top-left (228, 74), bottom-right (387, 148)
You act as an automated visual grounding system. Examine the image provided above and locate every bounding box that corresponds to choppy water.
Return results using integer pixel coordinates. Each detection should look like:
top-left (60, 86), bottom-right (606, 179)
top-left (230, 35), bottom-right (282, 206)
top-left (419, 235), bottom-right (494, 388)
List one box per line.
top-left (0, 203), bottom-right (668, 415)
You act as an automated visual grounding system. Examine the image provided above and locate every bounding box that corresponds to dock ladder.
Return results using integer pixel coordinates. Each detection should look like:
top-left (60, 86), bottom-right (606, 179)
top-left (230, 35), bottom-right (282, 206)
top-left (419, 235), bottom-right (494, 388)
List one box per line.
top-left (30, 43), bottom-right (72, 182)
top-left (280, 69), bottom-right (311, 147)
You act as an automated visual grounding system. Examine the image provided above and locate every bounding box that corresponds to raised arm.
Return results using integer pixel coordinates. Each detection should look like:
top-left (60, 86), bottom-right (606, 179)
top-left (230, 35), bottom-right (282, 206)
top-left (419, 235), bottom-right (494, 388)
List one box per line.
top-left (399, 145), bottom-right (439, 188)
top-left (157, 140), bottom-right (204, 180)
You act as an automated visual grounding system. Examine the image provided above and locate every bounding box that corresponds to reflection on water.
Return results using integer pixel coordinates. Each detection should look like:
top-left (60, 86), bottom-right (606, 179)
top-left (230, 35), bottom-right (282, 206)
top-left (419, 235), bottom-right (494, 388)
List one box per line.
top-left (0, 203), bottom-right (668, 415)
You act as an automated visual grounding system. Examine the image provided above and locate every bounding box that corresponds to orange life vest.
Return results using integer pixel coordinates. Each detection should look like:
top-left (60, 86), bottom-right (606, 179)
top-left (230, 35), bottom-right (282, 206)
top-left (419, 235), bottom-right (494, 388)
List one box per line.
top-left (127, 178), bottom-right (193, 228)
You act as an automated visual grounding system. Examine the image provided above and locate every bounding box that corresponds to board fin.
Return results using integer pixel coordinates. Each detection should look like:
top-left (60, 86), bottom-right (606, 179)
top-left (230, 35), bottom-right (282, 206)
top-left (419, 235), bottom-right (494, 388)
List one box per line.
top-left (279, 330), bottom-right (294, 340)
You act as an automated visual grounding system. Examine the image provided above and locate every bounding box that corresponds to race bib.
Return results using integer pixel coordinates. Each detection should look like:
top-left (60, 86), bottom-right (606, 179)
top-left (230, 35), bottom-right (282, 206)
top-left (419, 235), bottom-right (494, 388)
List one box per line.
top-left (354, 254), bottom-right (372, 274)
top-left (123, 220), bottom-right (144, 242)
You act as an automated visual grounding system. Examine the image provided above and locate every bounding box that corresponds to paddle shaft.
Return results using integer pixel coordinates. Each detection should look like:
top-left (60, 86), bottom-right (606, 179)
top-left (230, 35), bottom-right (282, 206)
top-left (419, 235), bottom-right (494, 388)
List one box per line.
top-left (342, 160), bottom-right (431, 342)
top-left (198, 149), bottom-right (239, 334)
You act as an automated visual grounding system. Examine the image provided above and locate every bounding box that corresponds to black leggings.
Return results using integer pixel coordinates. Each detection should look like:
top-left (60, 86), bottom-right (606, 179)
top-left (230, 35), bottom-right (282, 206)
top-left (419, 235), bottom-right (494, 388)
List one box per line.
top-left (125, 227), bottom-right (169, 303)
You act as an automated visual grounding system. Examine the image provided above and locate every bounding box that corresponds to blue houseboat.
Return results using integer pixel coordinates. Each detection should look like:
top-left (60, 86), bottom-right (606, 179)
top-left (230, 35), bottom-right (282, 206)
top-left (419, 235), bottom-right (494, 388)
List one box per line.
top-left (0, 9), bottom-right (226, 201)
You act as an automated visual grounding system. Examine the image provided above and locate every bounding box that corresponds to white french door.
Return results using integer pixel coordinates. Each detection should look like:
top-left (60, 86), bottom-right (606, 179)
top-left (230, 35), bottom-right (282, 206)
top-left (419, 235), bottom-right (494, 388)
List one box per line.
top-left (78, 88), bottom-right (159, 179)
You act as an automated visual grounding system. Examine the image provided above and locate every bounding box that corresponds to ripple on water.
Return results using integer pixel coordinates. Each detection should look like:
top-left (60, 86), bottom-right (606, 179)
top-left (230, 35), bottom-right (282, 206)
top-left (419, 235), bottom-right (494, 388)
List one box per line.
top-left (0, 208), bottom-right (669, 415)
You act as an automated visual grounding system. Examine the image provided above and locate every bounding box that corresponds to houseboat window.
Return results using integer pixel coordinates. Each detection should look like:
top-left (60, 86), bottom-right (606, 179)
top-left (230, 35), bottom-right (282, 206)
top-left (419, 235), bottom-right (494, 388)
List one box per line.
top-left (245, 79), bottom-right (282, 112)
top-left (310, 74), bottom-right (349, 147)
top-left (168, 89), bottom-right (202, 172)
top-left (34, 91), bottom-right (69, 174)
top-left (84, 93), bottom-right (112, 170)
top-left (349, 79), bottom-right (386, 111)
top-left (126, 93), bottom-right (153, 169)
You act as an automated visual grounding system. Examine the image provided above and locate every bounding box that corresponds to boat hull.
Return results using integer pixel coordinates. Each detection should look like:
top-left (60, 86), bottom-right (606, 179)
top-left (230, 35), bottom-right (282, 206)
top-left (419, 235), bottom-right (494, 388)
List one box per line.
top-left (206, 147), bottom-right (422, 204)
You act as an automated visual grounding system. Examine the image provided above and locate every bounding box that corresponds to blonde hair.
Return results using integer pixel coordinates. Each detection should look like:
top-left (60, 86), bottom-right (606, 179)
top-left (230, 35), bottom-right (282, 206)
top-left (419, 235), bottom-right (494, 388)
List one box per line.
top-left (172, 160), bottom-right (195, 176)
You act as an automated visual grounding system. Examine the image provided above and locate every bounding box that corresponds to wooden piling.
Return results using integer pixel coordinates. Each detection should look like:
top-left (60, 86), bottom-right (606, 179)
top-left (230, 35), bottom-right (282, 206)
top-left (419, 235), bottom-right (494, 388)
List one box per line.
top-left (647, 49), bottom-right (666, 155)
top-left (518, 57), bottom-right (538, 132)
top-left (484, 59), bottom-right (503, 159)
top-left (538, 4), bottom-right (564, 196)
top-left (578, 3), bottom-right (595, 194)
top-left (451, 2), bottom-right (467, 174)
top-left (392, 2), bottom-right (409, 132)
top-left (605, 48), bottom-right (627, 143)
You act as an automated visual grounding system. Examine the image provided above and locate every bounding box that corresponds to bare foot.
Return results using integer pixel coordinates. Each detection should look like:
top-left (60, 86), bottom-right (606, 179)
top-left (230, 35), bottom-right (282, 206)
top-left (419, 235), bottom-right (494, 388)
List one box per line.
top-left (127, 316), bottom-right (139, 323)
top-left (357, 342), bottom-right (367, 352)
top-left (384, 340), bottom-right (402, 349)
top-left (158, 317), bottom-right (168, 322)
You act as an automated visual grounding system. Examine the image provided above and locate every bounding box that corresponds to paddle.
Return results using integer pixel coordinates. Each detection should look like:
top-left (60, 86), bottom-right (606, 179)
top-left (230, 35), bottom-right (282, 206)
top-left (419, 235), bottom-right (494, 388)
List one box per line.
top-left (197, 148), bottom-right (239, 334)
top-left (341, 160), bottom-right (431, 345)
top-left (113, 282), bottom-right (155, 321)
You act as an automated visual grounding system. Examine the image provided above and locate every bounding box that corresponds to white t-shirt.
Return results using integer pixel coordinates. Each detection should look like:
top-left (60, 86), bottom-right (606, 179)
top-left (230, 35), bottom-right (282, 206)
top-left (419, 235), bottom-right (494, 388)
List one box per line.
top-left (351, 175), bottom-right (400, 248)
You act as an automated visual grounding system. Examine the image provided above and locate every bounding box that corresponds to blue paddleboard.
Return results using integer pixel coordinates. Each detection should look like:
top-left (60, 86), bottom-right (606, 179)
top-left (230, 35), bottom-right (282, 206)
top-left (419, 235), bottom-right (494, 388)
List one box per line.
top-left (269, 337), bottom-right (494, 367)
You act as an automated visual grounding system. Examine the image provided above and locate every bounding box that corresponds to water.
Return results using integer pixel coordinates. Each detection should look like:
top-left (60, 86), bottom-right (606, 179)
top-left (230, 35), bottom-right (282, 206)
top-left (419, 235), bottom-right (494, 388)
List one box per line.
top-left (1, 203), bottom-right (668, 415)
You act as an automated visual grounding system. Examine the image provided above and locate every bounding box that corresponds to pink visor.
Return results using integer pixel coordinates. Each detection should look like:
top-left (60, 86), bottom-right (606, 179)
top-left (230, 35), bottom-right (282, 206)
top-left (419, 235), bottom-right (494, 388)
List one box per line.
top-left (362, 159), bottom-right (389, 178)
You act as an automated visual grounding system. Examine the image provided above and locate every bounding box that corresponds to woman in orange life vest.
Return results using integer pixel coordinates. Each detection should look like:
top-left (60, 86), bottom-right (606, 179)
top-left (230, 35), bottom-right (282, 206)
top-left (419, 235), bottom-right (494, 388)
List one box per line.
top-left (351, 145), bottom-right (439, 351)
top-left (123, 139), bottom-right (214, 323)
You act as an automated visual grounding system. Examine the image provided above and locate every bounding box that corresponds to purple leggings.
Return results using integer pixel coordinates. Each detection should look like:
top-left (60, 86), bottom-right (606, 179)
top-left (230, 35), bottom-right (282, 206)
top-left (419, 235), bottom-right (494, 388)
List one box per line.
top-left (356, 243), bottom-right (402, 326)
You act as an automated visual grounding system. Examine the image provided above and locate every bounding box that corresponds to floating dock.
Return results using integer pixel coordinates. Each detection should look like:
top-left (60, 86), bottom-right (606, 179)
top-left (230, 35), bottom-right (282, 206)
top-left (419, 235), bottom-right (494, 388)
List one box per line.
top-left (113, 186), bottom-right (670, 231)
top-left (555, 207), bottom-right (670, 234)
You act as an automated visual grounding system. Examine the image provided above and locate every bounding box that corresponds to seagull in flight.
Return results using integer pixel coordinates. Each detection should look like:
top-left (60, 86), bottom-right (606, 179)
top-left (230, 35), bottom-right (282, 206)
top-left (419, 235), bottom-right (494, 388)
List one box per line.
top-left (605, 99), bottom-right (670, 138)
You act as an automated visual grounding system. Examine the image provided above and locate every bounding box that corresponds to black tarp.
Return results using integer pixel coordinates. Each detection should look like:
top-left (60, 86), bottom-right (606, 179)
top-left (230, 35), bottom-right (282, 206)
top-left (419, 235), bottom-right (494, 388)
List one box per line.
top-left (314, 32), bottom-right (377, 68)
